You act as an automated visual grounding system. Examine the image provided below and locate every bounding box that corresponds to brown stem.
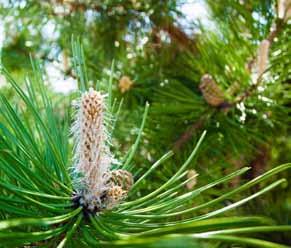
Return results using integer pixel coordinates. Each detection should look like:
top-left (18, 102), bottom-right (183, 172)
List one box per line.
top-left (173, 117), bottom-right (205, 151)
top-left (150, 17), bottom-right (197, 52)
top-left (246, 145), bottom-right (270, 179)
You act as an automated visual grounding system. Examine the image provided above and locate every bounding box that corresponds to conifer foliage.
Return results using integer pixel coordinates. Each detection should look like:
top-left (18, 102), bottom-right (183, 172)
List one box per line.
top-left (0, 49), bottom-right (290, 247)
top-left (0, 0), bottom-right (290, 247)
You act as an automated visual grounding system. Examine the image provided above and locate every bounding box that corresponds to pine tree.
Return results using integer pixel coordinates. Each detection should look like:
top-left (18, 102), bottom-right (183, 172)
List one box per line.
top-left (0, 0), bottom-right (290, 247)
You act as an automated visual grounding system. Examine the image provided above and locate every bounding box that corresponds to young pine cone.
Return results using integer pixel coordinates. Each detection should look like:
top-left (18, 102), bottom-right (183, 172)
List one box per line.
top-left (105, 169), bottom-right (134, 209)
top-left (107, 169), bottom-right (134, 191)
top-left (199, 74), bottom-right (226, 107)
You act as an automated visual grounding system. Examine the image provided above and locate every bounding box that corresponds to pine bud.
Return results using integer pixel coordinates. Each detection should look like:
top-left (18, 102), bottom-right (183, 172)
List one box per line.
top-left (257, 39), bottom-right (270, 76)
top-left (71, 88), bottom-right (133, 211)
top-left (72, 88), bottom-right (112, 210)
top-left (199, 74), bottom-right (225, 107)
top-left (119, 76), bottom-right (133, 94)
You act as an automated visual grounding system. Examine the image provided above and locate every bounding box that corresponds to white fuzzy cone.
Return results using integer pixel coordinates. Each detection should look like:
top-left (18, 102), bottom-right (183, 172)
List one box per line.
top-left (257, 39), bottom-right (270, 76)
top-left (72, 88), bottom-right (114, 210)
top-left (71, 88), bottom-right (134, 211)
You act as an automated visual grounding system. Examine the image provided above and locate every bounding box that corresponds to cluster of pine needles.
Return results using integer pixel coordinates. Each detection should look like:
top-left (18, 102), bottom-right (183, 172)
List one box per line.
top-left (0, 46), bottom-right (290, 247)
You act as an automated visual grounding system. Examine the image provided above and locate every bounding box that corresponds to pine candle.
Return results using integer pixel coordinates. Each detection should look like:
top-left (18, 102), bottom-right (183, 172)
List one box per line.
top-left (72, 88), bottom-right (133, 212)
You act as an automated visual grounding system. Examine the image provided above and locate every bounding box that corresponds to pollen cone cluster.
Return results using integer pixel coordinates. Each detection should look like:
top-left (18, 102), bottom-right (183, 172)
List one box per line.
top-left (72, 88), bottom-right (133, 211)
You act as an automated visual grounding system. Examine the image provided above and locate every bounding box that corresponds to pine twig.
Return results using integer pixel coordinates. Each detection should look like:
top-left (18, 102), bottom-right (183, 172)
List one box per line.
top-left (173, 117), bottom-right (206, 151)
top-left (233, 18), bottom-right (285, 105)
top-left (173, 16), bottom-right (286, 151)
top-left (246, 146), bottom-right (270, 180)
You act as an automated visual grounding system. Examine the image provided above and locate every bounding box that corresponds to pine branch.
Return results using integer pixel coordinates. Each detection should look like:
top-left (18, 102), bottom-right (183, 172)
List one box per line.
top-left (247, 145), bottom-right (270, 180)
top-left (150, 16), bottom-right (198, 52)
top-left (173, 16), bottom-right (286, 152)
top-left (233, 18), bottom-right (285, 105)
top-left (173, 116), bottom-right (206, 151)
